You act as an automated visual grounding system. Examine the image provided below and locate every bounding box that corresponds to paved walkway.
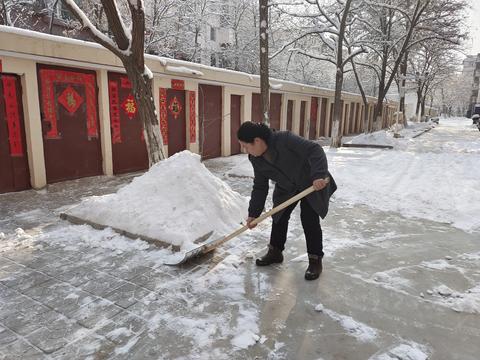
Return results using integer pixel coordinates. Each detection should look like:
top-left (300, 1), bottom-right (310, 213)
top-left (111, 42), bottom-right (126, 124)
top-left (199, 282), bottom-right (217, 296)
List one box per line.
top-left (1, 123), bottom-right (479, 359)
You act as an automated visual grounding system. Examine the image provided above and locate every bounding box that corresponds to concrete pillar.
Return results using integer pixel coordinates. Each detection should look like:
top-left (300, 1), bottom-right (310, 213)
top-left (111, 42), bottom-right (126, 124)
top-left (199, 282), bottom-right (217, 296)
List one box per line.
top-left (324, 98), bottom-right (332, 136)
top-left (96, 69), bottom-right (113, 175)
top-left (3, 57), bottom-right (46, 189)
top-left (280, 94), bottom-right (288, 130)
top-left (293, 99), bottom-right (300, 135)
top-left (222, 87), bottom-right (231, 157)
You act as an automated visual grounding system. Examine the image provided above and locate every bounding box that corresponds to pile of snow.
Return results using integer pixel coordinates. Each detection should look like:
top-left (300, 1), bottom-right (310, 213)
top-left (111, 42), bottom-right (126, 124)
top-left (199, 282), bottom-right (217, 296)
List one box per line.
top-left (344, 121), bottom-right (433, 148)
top-left (65, 151), bottom-right (248, 250)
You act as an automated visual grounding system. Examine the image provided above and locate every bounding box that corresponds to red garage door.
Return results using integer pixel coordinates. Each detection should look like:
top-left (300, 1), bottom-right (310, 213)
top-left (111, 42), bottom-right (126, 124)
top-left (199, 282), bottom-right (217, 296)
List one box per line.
top-left (199, 84), bottom-right (222, 159)
top-left (166, 89), bottom-right (186, 157)
top-left (108, 72), bottom-right (148, 174)
top-left (0, 74), bottom-right (30, 193)
top-left (299, 101), bottom-right (306, 137)
top-left (38, 64), bottom-right (102, 183)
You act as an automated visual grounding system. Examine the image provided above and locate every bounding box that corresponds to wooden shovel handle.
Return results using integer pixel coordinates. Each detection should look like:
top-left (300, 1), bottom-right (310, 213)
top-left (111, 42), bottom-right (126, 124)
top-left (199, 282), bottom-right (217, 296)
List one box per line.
top-left (205, 178), bottom-right (330, 252)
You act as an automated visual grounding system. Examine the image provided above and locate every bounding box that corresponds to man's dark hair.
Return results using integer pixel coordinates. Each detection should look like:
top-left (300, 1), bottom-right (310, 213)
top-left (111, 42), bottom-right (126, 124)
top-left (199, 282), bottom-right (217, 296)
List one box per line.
top-left (237, 121), bottom-right (272, 143)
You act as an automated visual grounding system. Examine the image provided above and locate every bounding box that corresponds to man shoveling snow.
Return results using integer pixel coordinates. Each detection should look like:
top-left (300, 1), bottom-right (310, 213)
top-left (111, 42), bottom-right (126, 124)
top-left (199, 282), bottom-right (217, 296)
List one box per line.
top-left (237, 122), bottom-right (337, 280)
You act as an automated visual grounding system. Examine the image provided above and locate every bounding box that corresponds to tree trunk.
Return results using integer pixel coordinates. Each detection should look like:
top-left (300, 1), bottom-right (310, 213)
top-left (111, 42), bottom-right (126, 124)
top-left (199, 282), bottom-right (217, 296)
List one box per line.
top-left (330, 0), bottom-right (353, 147)
top-left (373, 46), bottom-right (388, 131)
top-left (63, 0), bottom-right (165, 166)
top-left (124, 63), bottom-right (165, 165)
top-left (331, 69), bottom-right (344, 148)
top-left (399, 52), bottom-right (408, 113)
top-left (259, 0), bottom-right (269, 125)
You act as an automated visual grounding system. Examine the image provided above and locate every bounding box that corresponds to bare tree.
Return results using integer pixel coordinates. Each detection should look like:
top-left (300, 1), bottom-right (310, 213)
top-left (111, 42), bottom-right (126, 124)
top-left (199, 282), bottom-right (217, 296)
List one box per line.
top-left (259, 0), bottom-right (269, 124)
top-left (271, 0), bottom-right (366, 147)
top-left (359, 0), bottom-right (465, 130)
top-left (63, 0), bottom-right (165, 164)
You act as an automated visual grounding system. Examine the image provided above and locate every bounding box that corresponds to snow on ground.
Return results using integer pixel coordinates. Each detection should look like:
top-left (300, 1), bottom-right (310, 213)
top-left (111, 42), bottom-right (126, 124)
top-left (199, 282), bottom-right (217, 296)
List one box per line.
top-left (227, 117), bottom-right (480, 233)
top-left (344, 120), bottom-right (434, 148)
top-left (322, 307), bottom-right (378, 343)
top-left (369, 341), bottom-right (430, 360)
top-left (65, 151), bottom-right (248, 250)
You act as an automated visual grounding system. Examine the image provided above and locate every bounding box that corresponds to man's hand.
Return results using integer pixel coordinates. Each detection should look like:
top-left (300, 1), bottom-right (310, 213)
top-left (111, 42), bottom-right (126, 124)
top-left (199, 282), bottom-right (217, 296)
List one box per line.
top-left (312, 177), bottom-right (329, 191)
top-left (246, 217), bottom-right (257, 229)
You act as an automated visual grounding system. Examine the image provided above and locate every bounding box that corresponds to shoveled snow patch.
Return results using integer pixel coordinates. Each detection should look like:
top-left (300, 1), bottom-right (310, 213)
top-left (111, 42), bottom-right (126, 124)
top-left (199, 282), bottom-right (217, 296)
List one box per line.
top-left (323, 309), bottom-right (377, 343)
top-left (231, 305), bottom-right (260, 349)
top-left (434, 284), bottom-right (454, 297)
top-left (451, 285), bottom-right (480, 314)
top-left (420, 259), bottom-right (457, 271)
top-left (65, 151), bottom-right (248, 250)
top-left (370, 341), bottom-right (429, 360)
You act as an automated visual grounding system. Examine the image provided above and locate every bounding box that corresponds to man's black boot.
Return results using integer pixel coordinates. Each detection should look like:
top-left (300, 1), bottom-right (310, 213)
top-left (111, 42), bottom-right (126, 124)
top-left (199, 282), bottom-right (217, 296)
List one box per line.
top-left (305, 254), bottom-right (322, 280)
top-left (256, 245), bottom-right (283, 266)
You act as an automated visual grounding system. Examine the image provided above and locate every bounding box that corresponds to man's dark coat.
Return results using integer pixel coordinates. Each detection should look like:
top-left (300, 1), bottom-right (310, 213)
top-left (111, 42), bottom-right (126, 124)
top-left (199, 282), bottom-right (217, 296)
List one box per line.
top-left (248, 131), bottom-right (337, 222)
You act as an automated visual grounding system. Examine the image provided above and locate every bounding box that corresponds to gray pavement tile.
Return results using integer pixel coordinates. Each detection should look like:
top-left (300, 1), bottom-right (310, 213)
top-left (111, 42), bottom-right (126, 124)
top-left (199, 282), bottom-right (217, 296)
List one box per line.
top-left (0, 269), bottom-right (52, 293)
top-left (50, 334), bottom-right (117, 360)
top-left (128, 268), bottom-right (176, 292)
top-left (0, 283), bottom-right (20, 302)
top-left (19, 252), bottom-right (70, 271)
top-left (111, 333), bottom-right (167, 360)
top-left (0, 259), bottom-right (25, 278)
top-left (97, 312), bottom-right (149, 338)
top-left (38, 257), bottom-right (77, 277)
top-left (104, 282), bottom-right (152, 309)
top-left (22, 279), bottom-right (95, 317)
top-left (0, 326), bottom-right (17, 347)
top-left (0, 250), bottom-right (40, 267)
top-left (79, 271), bottom-right (129, 298)
top-left (0, 304), bottom-right (52, 336)
top-left (50, 265), bottom-right (101, 287)
top-left (25, 317), bottom-right (83, 354)
top-left (0, 338), bottom-right (46, 360)
top-left (71, 299), bottom-right (123, 329)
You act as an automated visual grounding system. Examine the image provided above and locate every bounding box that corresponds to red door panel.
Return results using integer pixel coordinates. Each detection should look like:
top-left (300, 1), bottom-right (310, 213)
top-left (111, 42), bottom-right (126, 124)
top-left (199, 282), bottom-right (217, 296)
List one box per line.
top-left (37, 64), bottom-right (102, 183)
top-left (108, 72), bottom-right (148, 174)
top-left (0, 74), bottom-right (30, 193)
top-left (300, 101), bottom-right (306, 137)
top-left (199, 84), bottom-right (222, 159)
top-left (167, 89), bottom-right (186, 157)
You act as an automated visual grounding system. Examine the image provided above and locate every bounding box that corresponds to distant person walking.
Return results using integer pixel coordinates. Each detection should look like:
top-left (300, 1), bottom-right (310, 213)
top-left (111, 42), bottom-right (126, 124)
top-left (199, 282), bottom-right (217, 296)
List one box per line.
top-left (237, 121), bottom-right (337, 280)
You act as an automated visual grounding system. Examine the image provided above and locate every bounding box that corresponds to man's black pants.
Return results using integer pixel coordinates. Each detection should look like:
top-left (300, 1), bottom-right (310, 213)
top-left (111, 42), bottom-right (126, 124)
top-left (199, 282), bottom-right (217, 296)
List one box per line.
top-left (270, 198), bottom-right (324, 257)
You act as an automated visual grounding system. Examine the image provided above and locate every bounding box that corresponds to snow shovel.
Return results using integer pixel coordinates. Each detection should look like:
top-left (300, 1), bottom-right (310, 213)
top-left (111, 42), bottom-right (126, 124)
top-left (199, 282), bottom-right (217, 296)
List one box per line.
top-left (165, 178), bottom-right (329, 266)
